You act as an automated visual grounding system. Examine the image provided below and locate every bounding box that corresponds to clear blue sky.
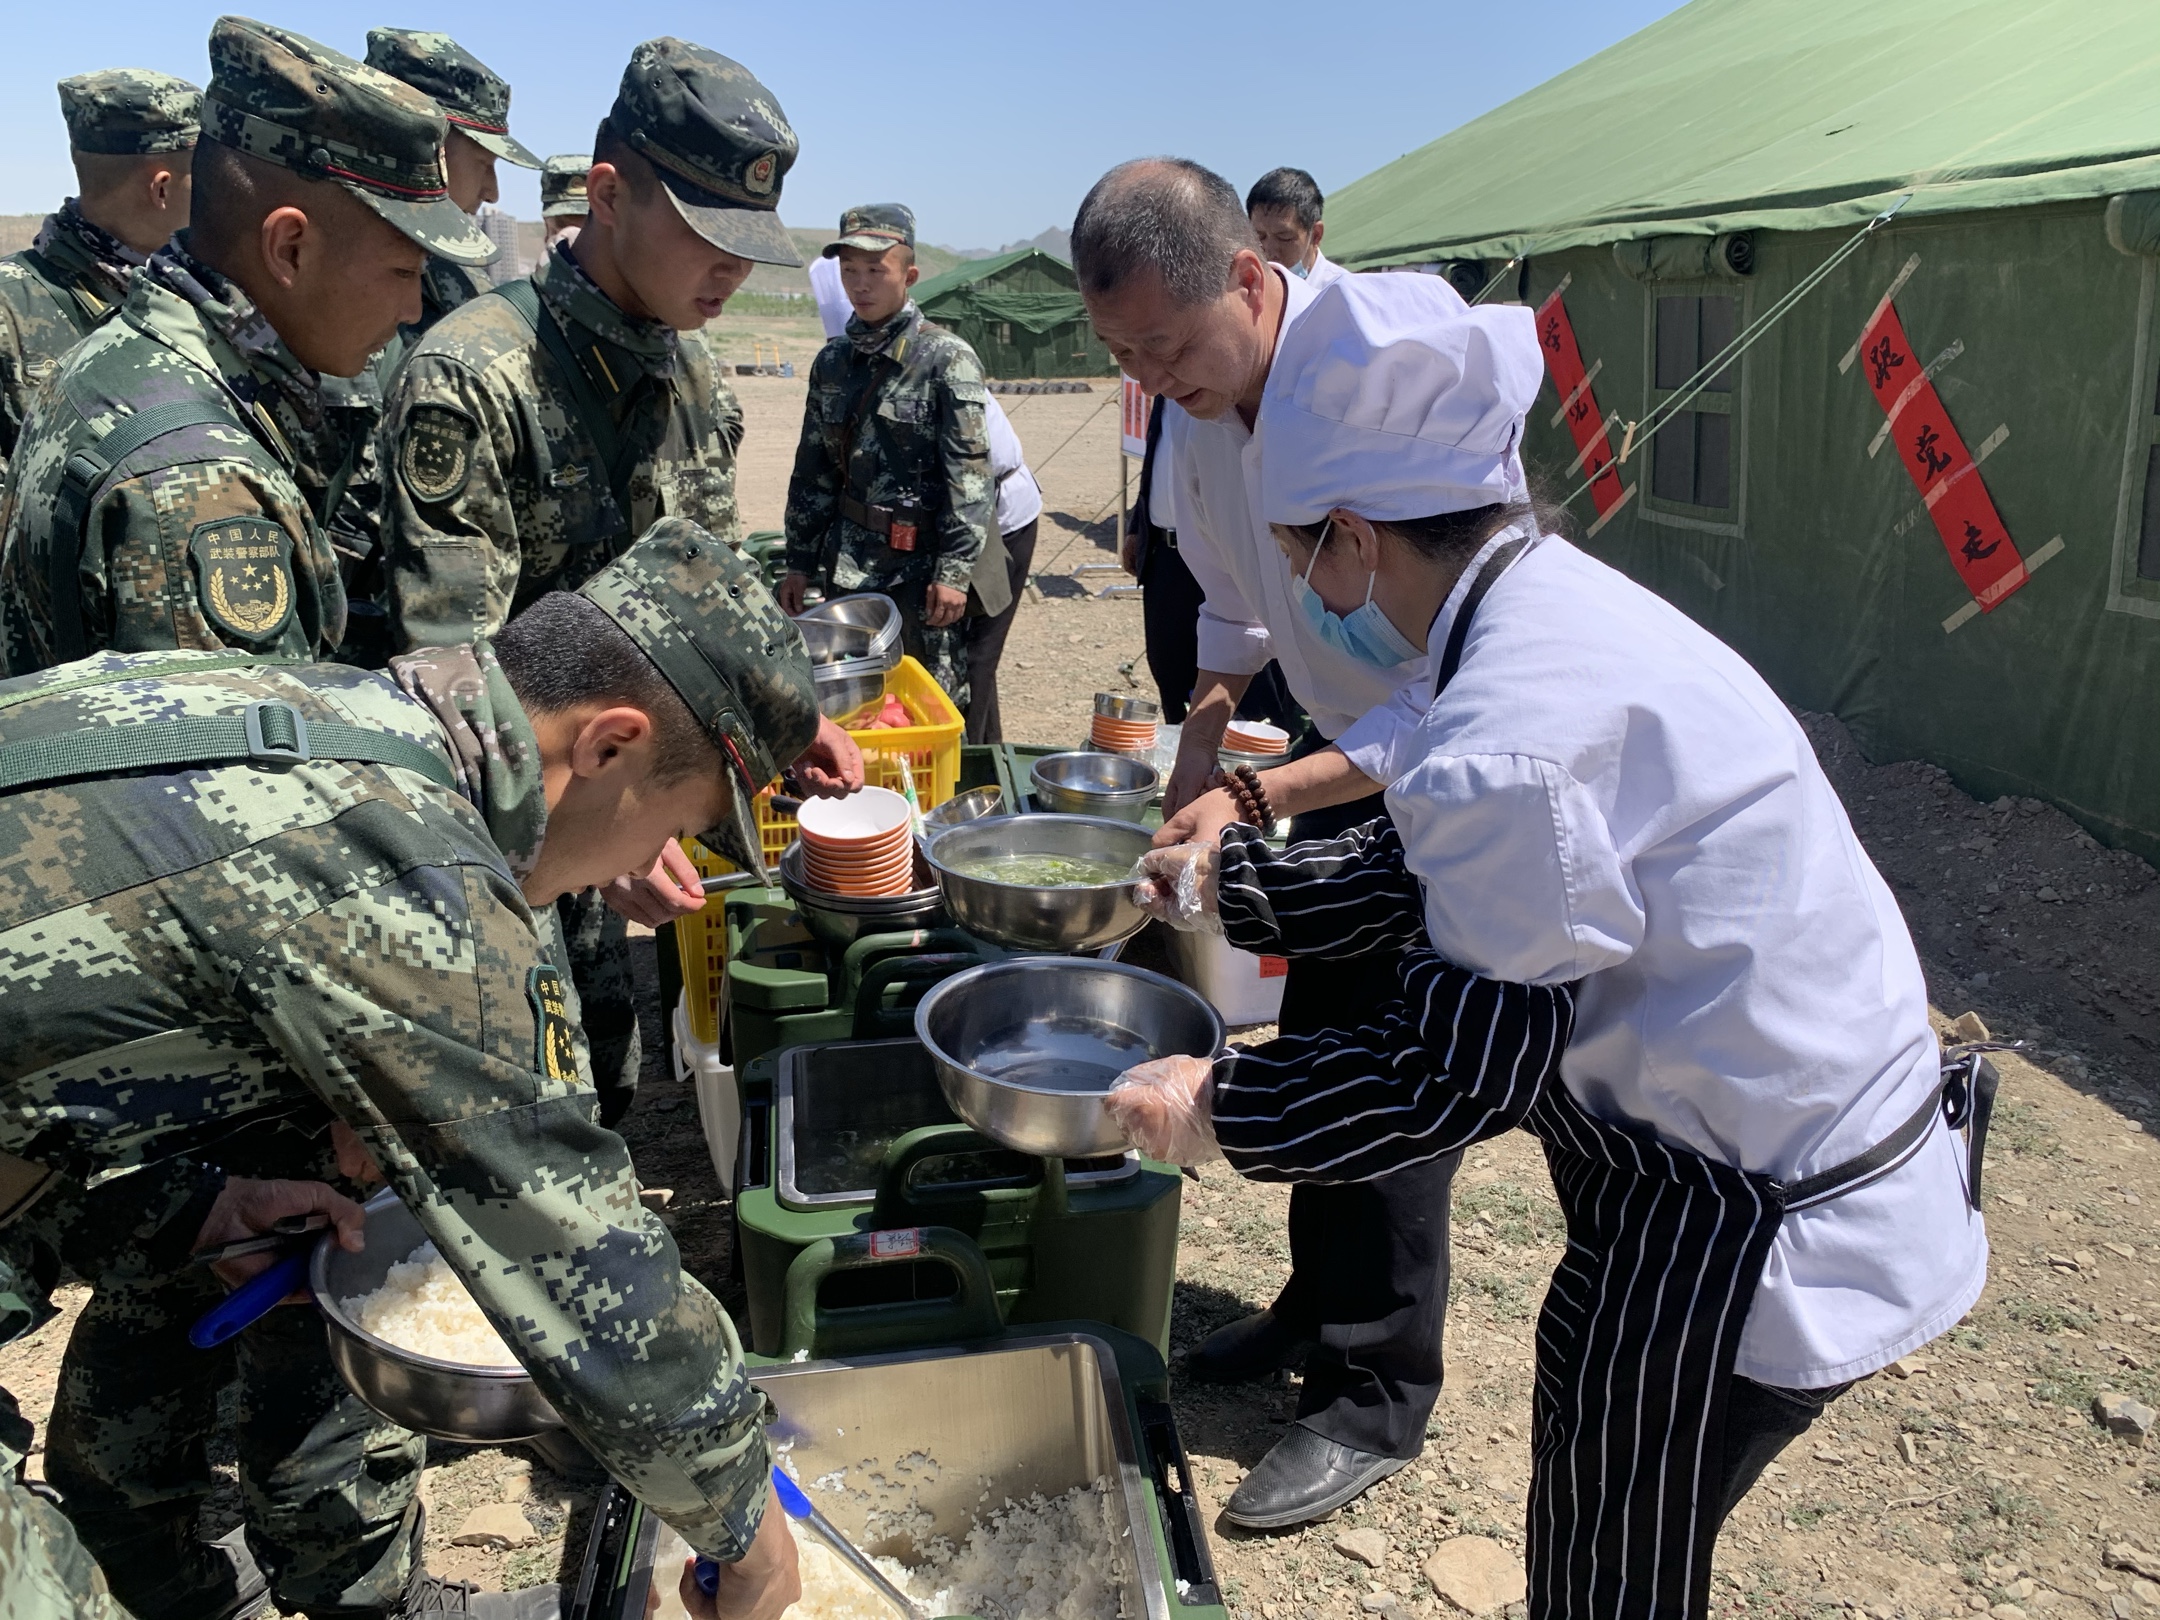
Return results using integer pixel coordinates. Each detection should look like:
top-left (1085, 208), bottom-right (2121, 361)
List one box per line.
top-left (1, 1), bottom-right (1685, 247)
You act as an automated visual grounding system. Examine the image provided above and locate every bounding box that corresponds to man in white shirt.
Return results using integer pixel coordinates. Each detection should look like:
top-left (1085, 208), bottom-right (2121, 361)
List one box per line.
top-left (1247, 166), bottom-right (1343, 287)
top-left (1072, 156), bottom-right (1468, 1529)
top-left (964, 393), bottom-right (1042, 741)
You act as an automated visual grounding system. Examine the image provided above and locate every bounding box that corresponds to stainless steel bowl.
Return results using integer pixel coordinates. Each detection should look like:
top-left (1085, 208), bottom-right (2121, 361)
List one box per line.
top-left (916, 959), bottom-right (1224, 1157)
top-left (924, 815), bottom-right (1154, 953)
top-left (794, 593), bottom-right (902, 671)
top-left (920, 784), bottom-right (1005, 831)
top-left (812, 655), bottom-right (886, 720)
top-left (311, 1190), bottom-right (563, 1443)
top-left (777, 840), bottom-right (946, 950)
top-left (1218, 747), bottom-right (1286, 773)
top-left (1029, 751), bottom-right (1159, 822)
top-left (1094, 692), bottom-right (1161, 722)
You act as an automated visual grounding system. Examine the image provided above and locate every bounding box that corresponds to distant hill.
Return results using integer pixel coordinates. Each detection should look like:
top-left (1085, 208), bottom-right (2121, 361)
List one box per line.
top-left (942, 226), bottom-right (1071, 264)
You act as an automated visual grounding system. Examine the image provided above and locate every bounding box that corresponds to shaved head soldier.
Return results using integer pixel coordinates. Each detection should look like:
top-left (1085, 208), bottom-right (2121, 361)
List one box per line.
top-left (364, 29), bottom-right (542, 341)
top-left (0, 69), bottom-right (198, 484)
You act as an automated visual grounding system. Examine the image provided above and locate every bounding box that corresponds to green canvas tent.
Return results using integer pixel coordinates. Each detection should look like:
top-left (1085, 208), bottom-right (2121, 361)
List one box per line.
top-left (1324, 0), bottom-right (2160, 862)
top-left (910, 247), bottom-right (1116, 378)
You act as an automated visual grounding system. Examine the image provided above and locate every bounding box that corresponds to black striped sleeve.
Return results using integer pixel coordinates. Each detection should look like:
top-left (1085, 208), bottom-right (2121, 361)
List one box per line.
top-left (1215, 818), bottom-right (1428, 961)
top-left (1211, 954), bottom-right (1574, 1184)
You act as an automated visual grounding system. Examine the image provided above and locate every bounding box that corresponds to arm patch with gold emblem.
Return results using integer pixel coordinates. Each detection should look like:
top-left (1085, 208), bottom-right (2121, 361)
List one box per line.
top-left (529, 963), bottom-right (580, 1084)
top-left (189, 517), bottom-right (296, 643)
top-left (399, 403), bottom-right (477, 505)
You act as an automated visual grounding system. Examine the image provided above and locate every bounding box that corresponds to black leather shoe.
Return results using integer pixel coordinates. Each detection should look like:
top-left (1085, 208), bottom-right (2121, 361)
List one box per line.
top-left (401, 1575), bottom-right (561, 1620)
top-left (1222, 1427), bottom-right (1412, 1530)
top-left (1186, 1309), bottom-right (1307, 1383)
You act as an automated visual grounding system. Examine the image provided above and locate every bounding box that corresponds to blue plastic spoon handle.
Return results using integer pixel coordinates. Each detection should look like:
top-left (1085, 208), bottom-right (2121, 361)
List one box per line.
top-left (694, 1468), bottom-right (924, 1618)
top-left (188, 1250), bottom-right (312, 1349)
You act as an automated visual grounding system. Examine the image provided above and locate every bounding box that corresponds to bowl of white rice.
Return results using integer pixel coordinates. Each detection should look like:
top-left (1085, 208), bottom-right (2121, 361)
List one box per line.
top-left (311, 1188), bottom-right (565, 1444)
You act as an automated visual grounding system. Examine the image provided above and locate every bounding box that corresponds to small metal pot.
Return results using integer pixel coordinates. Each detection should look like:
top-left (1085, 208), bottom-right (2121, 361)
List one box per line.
top-left (1093, 692), bottom-right (1161, 723)
top-left (915, 959), bottom-right (1224, 1157)
top-left (777, 841), bottom-right (946, 950)
top-left (794, 594), bottom-right (902, 672)
top-left (923, 815), bottom-right (1154, 953)
top-left (312, 1190), bottom-right (563, 1444)
top-left (812, 655), bottom-right (885, 720)
top-left (1217, 747), bottom-right (1285, 774)
top-left (1029, 751), bottom-right (1158, 822)
top-left (920, 785), bottom-right (1005, 831)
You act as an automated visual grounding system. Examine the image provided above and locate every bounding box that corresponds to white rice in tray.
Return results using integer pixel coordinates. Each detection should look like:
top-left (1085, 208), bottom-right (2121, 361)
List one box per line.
top-left (650, 1478), bottom-right (1130, 1620)
top-left (343, 1241), bottom-right (519, 1369)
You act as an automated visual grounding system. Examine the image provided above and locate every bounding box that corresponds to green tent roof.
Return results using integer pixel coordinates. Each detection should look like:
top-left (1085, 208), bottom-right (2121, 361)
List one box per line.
top-left (912, 247), bottom-right (1086, 335)
top-left (1326, 0), bottom-right (2160, 268)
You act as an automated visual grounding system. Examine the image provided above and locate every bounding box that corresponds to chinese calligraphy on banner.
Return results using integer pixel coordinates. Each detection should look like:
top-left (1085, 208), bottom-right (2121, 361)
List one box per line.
top-left (1535, 286), bottom-right (1629, 520)
top-left (1856, 303), bottom-right (2028, 612)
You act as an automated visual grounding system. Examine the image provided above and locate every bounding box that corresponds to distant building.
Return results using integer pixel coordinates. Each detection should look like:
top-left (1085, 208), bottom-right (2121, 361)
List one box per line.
top-left (478, 205), bottom-right (523, 285)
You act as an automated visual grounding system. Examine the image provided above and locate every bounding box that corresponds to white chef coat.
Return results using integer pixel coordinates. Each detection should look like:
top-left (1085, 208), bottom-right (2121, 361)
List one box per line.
top-left (809, 254), bottom-right (850, 339)
top-left (1302, 247), bottom-right (1346, 287)
top-left (983, 394), bottom-right (1043, 536)
top-left (1376, 531), bottom-right (1987, 1386)
top-left (1163, 264), bottom-right (1440, 755)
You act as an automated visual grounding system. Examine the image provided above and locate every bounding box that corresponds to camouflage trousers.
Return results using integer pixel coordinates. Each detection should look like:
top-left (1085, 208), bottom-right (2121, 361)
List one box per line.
top-left (41, 1247), bottom-right (424, 1620)
top-left (1, 1460), bottom-right (133, 1620)
top-left (824, 554), bottom-right (971, 715)
top-left (555, 888), bottom-right (638, 1129)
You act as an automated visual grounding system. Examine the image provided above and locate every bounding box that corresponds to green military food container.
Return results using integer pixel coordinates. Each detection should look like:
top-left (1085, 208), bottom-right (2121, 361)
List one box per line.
top-left (732, 1038), bottom-right (1182, 1359)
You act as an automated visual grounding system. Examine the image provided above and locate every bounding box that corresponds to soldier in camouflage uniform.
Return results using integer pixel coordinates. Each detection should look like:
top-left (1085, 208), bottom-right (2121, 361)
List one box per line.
top-left (0, 18), bottom-right (494, 678)
top-left (363, 31), bottom-right (541, 343)
top-left (0, 70), bottom-right (199, 488)
top-left (540, 155), bottom-right (590, 247)
top-left (0, 520), bottom-right (819, 1620)
top-left (379, 39), bottom-right (855, 1127)
top-left (781, 203), bottom-right (994, 710)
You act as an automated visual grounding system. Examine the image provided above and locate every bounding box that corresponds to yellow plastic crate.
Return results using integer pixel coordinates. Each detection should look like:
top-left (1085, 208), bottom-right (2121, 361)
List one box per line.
top-left (671, 656), bottom-right (964, 1045)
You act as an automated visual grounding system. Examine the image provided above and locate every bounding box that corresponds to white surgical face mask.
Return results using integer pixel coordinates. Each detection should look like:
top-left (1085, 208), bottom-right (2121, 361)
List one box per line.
top-left (1288, 520), bottom-right (1424, 668)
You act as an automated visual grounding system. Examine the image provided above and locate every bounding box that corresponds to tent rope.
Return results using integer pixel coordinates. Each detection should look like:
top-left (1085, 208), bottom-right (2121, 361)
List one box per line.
top-left (1469, 254), bottom-right (1526, 306)
top-left (1559, 193), bottom-right (1911, 514)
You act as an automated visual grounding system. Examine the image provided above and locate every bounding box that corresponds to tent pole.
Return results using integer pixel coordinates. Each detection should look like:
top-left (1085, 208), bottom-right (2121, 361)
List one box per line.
top-left (1116, 446), bottom-right (1128, 562)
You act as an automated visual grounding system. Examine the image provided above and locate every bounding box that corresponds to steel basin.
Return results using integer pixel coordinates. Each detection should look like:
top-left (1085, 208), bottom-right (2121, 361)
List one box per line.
top-left (916, 958), bottom-right (1224, 1157)
top-left (794, 593), bottom-right (902, 672)
top-left (777, 841), bottom-right (946, 949)
top-left (1094, 692), bottom-right (1161, 722)
top-left (923, 814), bottom-right (1153, 953)
top-left (919, 784), bottom-right (1004, 832)
top-left (811, 655), bottom-right (885, 720)
top-left (311, 1189), bottom-right (563, 1443)
top-left (1028, 751), bottom-right (1158, 822)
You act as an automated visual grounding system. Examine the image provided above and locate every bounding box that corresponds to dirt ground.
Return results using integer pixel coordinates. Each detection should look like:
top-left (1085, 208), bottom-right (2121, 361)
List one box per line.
top-left (5, 339), bottom-right (2159, 1619)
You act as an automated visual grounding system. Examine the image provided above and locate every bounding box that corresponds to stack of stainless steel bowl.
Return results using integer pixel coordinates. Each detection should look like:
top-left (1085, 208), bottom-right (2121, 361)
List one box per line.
top-left (792, 594), bottom-right (904, 719)
top-left (1028, 751), bottom-right (1158, 822)
top-left (923, 813), bottom-right (1154, 954)
top-left (777, 840), bottom-right (946, 949)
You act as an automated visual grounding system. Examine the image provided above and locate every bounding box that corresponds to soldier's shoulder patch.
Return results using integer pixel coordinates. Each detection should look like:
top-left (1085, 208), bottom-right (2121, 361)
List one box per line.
top-left (188, 516), bottom-right (295, 643)
top-left (529, 963), bottom-right (579, 1084)
top-left (399, 403), bottom-right (477, 505)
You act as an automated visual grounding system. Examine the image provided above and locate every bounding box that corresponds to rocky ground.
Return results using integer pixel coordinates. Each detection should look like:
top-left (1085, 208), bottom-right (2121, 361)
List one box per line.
top-left (4, 357), bottom-right (2158, 1618)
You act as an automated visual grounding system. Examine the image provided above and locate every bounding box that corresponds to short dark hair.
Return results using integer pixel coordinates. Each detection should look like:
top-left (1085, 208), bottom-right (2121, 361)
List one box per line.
top-left (1246, 167), bottom-right (1323, 231)
top-left (1070, 157), bottom-right (1252, 307)
top-left (591, 117), bottom-right (658, 203)
top-left (495, 592), bottom-right (719, 785)
top-left (187, 138), bottom-right (347, 266)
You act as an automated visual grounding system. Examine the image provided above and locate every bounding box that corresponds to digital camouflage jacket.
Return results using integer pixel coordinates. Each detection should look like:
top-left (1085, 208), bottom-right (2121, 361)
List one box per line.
top-left (0, 202), bottom-right (145, 483)
top-left (408, 251), bottom-right (491, 347)
top-left (0, 646), bottom-right (770, 1561)
top-left (378, 242), bottom-right (744, 649)
top-left (0, 236), bottom-right (345, 674)
top-left (783, 300), bottom-right (992, 594)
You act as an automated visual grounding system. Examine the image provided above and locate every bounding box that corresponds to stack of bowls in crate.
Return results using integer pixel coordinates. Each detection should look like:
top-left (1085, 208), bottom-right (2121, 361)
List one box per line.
top-left (1088, 692), bottom-right (1159, 756)
top-left (1221, 718), bottom-right (1289, 768)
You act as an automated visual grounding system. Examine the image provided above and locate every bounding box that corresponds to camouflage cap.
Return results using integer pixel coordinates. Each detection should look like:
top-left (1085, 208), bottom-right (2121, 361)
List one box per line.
top-left (822, 203), bottom-right (915, 258)
top-left (579, 519), bottom-right (820, 882)
top-left (202, 16), bottom-right (494, 266)
top-left (541, 153), bottom-right (591, 219)
top-left (364, 29), bottom-right (542, 170)
top-left (607, 39), bottom-right (801, 268)
top-left (58, 69), bottom-right (202, 156)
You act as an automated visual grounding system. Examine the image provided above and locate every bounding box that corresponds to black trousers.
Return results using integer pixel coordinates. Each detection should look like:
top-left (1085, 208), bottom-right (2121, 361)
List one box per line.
top-left (1136, 535), bottom-right (1301, 731)
top-left (964, 519), bottom-right (1036, 745)
top-left (1714, 1376), bottom-right (1847, 1523)
top-left (1272, 786), bottom-right (1458, 1459)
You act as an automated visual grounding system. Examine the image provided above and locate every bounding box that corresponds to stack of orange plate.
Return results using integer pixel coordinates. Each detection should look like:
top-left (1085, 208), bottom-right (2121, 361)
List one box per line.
top-left (795, 786), bottom-right (915, 897)
top-left (1223, 720), bottom-right (1289, 756)
top-left (1089, 713), bottom-right (1159, 753)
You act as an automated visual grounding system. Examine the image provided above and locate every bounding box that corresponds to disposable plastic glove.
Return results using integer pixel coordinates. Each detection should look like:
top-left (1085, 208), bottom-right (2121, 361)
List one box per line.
top-left (1106, 1055), bottom-right (1222, 1166)
top-left (1129, 843), bottom-right (1223, 934)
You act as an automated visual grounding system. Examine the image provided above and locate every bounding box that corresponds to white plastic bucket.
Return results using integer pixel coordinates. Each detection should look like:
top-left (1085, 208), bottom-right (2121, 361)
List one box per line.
top-left (1162, 927), bottom-right (1289, 1028)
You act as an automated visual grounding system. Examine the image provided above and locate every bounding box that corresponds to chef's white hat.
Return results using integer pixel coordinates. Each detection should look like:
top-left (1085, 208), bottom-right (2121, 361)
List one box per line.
top-left (1260, 274), bottom-right (1544, 525)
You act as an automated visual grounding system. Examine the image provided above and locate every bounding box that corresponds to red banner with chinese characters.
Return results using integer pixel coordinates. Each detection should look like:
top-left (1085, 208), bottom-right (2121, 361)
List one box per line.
top-left (1535, 290), bottom-right (1627, 516)
top-left (1857, 304), bottom-right (2025, 610)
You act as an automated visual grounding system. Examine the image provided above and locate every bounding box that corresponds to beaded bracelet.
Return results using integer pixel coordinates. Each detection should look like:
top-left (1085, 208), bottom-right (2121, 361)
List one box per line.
top-left (1229, 764), bottom-right (1277, 834)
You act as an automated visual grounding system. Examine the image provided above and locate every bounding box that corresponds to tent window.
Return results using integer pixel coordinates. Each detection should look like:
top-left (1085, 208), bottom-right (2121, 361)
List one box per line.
top-left (1649, 294), bottom-right (1738, 510)
top-left (999, 322), bottom-right (1013, 345)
